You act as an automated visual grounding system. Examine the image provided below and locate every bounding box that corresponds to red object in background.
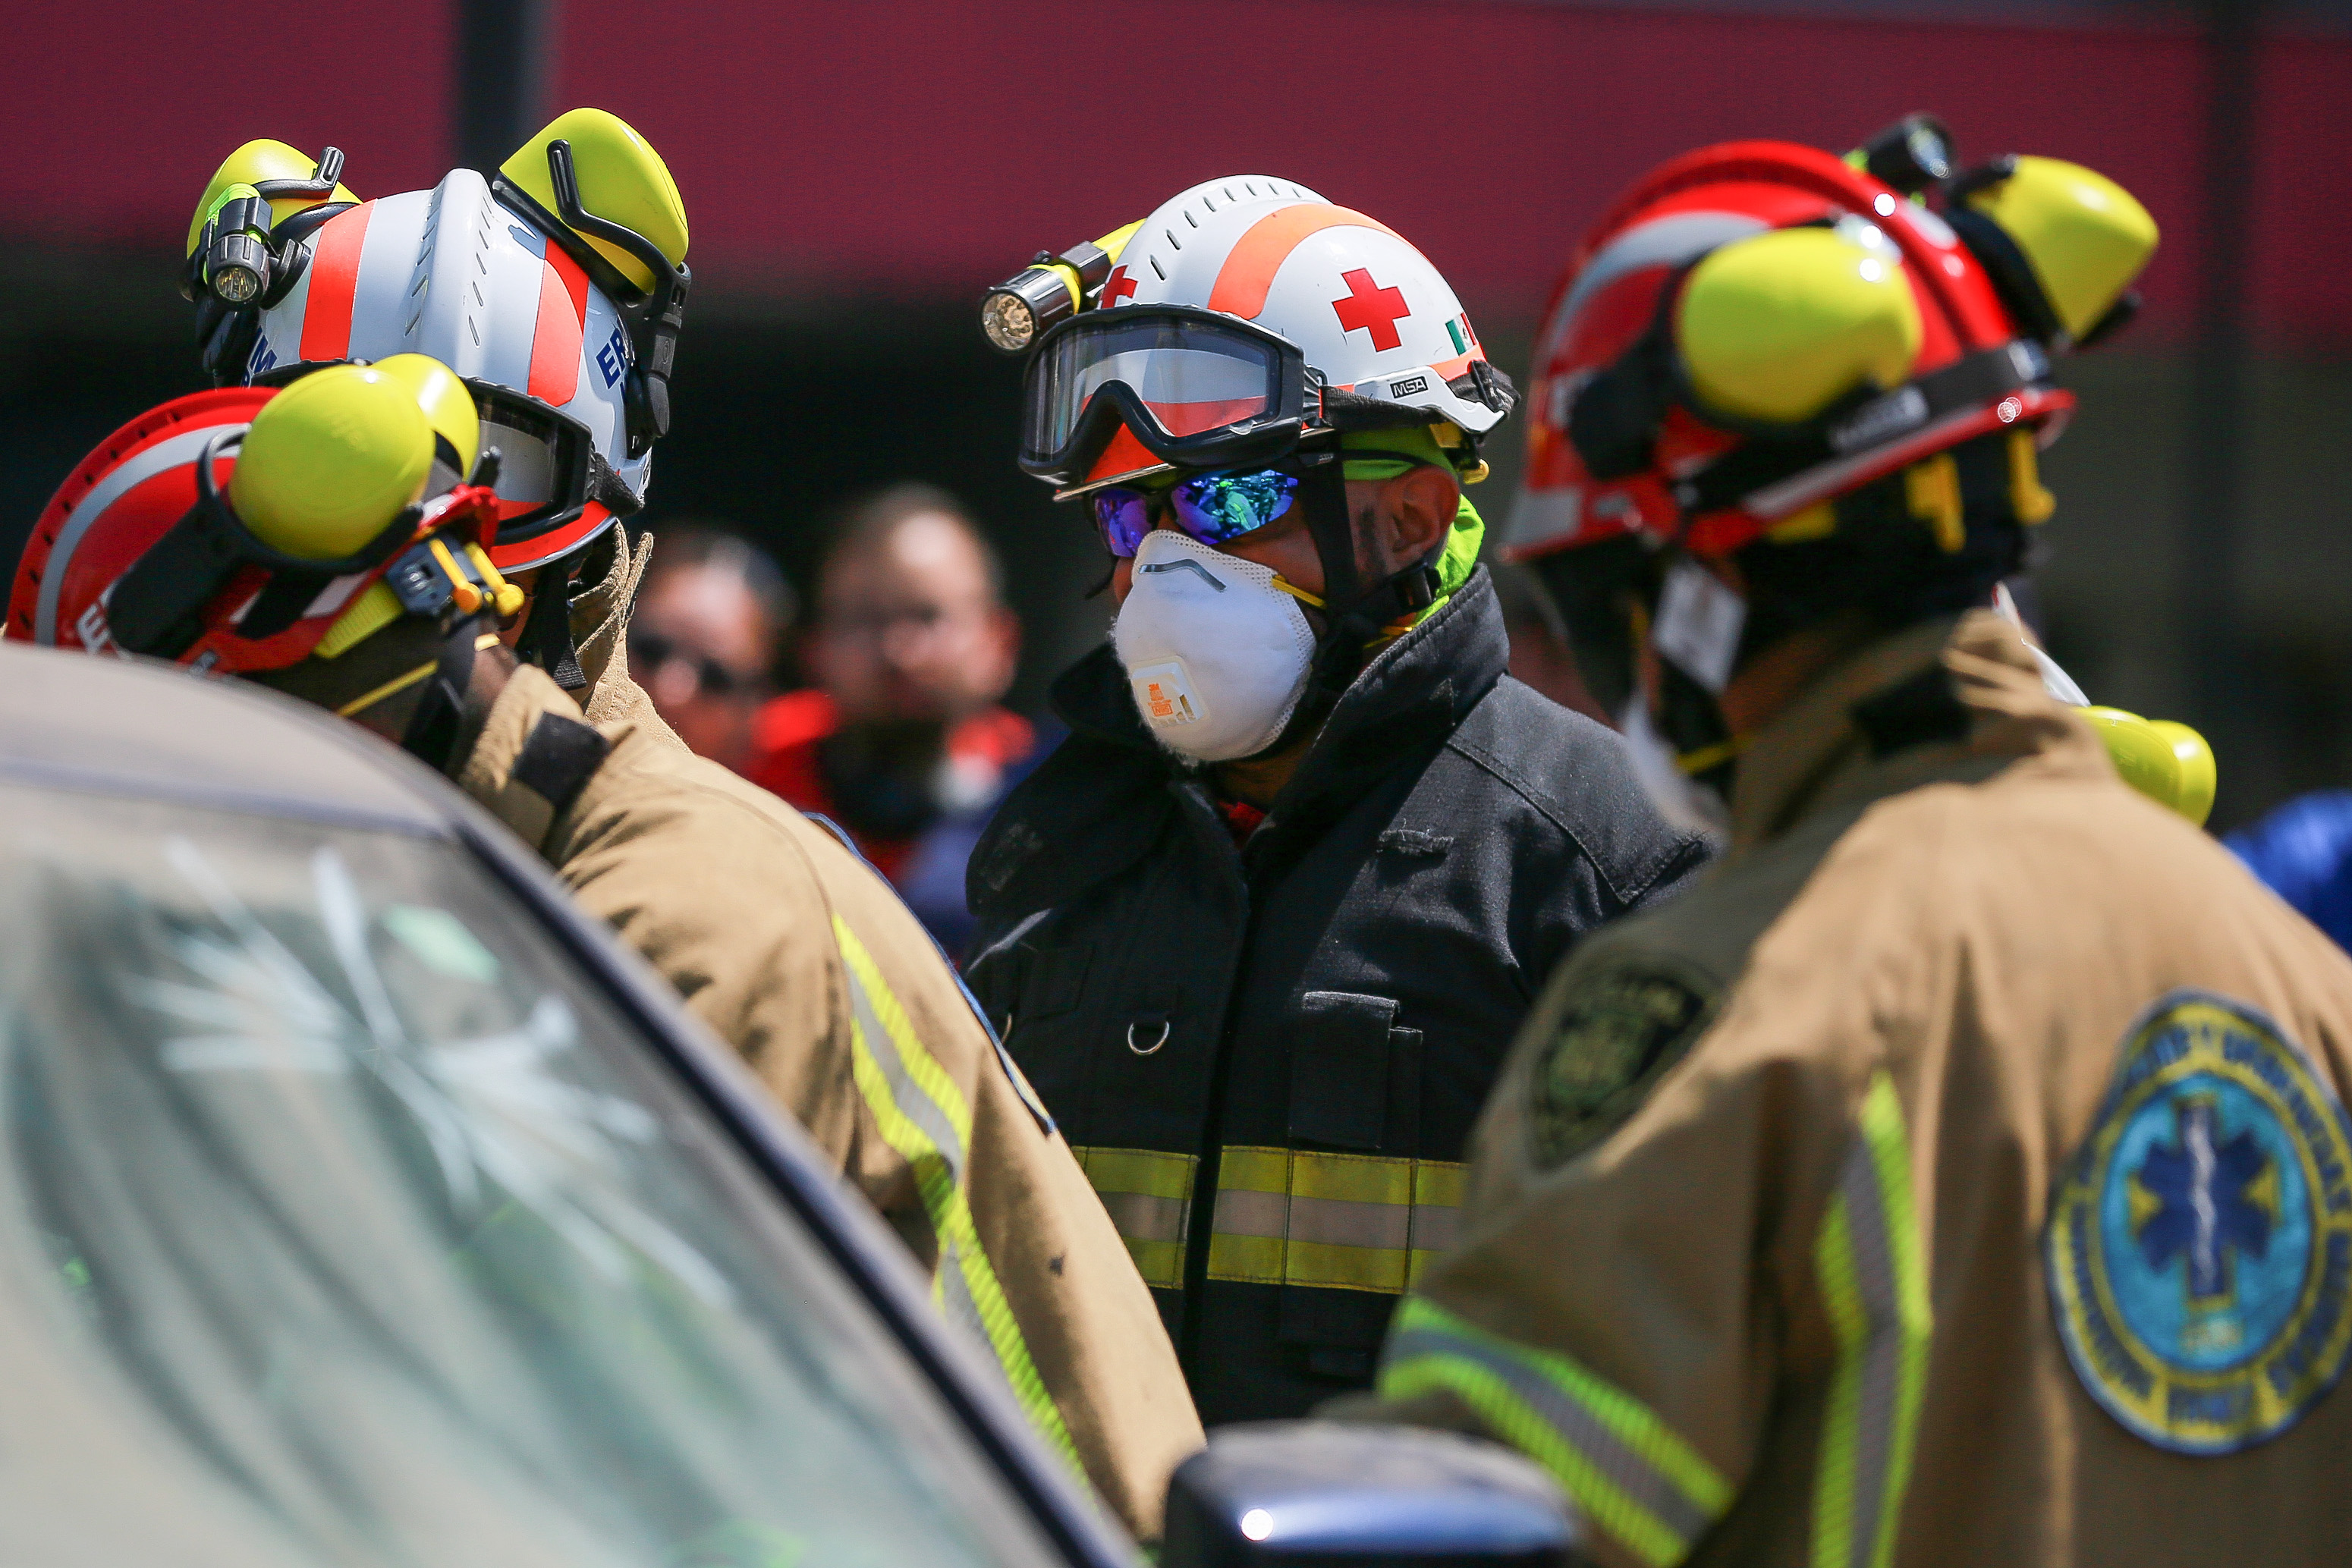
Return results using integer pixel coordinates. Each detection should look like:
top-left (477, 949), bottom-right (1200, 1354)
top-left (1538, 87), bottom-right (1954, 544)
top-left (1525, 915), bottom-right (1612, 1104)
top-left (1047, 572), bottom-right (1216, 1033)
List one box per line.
top-left (5, 6), bottom-right (452, 248)
top-left (744, 688), bottom-right (1034, 881)
top-left (544, 0), bottom-right (2342, 345)
top-left (2, 4), bottom-right (2347, 347)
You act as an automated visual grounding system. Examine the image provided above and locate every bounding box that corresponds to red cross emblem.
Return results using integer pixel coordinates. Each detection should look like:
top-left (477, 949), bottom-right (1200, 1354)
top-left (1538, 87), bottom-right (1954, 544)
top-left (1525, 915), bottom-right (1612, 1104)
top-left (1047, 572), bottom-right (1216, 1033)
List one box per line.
top-left (1102, 265), bottom-right (1138, 306)
top-left (1331, 268), bottom-right (1409, 351)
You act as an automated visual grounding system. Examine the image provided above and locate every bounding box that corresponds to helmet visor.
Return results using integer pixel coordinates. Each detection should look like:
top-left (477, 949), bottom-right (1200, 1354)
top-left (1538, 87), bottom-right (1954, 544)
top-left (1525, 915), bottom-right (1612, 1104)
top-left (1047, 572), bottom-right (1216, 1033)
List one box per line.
top-left (1020, 307), bottom-right (1308, 484)
top-left (471, 385), bottom-right (583, 523)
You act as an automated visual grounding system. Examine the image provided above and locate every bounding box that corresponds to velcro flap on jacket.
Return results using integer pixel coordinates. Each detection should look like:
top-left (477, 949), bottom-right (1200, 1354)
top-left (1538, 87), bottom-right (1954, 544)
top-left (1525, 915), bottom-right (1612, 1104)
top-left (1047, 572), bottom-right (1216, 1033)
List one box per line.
top-left (1291, 991), bottom-right (1412, 1151)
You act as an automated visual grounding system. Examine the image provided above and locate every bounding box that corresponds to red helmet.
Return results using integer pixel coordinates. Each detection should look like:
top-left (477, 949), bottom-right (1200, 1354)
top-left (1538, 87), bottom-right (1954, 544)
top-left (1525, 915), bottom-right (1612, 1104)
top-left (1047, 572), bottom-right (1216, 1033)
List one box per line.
top-left (9, 382), bottom-right (509, 675)
top-left (1508, 134), bottom-right (2111, 564)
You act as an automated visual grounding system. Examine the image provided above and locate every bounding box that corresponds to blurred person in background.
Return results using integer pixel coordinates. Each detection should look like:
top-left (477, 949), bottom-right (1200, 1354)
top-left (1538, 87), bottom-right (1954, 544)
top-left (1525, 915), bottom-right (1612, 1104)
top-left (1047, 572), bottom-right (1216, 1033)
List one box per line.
top-left (1486, 557), bottom-right (1610, 725)
top-left (747, 484), bottom-right (1032, 954)
top-left (628, 525), bottom-right (795, 771)
top-left (1366, 126), bottom-right (2348, 1568)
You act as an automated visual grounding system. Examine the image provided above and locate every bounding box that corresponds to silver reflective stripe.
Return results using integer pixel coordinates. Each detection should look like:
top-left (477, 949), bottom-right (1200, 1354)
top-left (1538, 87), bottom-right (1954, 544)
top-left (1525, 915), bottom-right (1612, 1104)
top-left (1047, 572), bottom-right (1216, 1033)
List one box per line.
top-left (1832, 1119), bottom-right (1903, 1568)
top-left (1095, 1189), bottom-right (1188, 1245)
top-left (1215, 1189), bottom-right (1418, 1252)
top-left (840, 951), bottom-right (965, 1177)
top-left (1385, 1324), bottom-right (1715, 1548)
top-left (36, 425), bottom-right (248, 645)
top-left (935, 1239), bottom-right (992, 1344)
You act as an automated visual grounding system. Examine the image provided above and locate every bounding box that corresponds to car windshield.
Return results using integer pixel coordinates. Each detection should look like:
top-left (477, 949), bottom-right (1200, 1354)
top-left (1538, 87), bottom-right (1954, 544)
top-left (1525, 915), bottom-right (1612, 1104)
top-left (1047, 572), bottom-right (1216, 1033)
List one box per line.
top-left (0, 781), bottom-right (1066, 1568)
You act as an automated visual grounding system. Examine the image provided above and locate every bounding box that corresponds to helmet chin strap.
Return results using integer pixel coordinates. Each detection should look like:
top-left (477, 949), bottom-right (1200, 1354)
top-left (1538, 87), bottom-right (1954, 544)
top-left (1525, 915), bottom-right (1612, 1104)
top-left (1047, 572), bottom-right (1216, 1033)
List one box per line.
top-left (398, 616), bottom-right (487, 774)
top-left (517, 558), bottom-right (588, 692)
top-left (1294, 449), bottom-right (1442, 701)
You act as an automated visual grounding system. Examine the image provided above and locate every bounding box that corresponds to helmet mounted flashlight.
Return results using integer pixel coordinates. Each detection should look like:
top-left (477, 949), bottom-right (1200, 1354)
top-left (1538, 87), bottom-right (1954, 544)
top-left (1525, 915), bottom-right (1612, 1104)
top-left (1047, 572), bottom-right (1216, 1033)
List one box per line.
top-left (979, 222), bottom-right (1144, 354)
top-left (1856, 113), bottom-right (1954, 196)
top-left (182, 146), bottom-right (355, 309)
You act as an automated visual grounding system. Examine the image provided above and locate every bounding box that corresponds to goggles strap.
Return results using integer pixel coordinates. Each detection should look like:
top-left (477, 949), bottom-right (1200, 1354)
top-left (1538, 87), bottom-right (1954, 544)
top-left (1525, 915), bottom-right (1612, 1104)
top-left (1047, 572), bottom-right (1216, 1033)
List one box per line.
top-left (517, 558), bottom-right (588, 692)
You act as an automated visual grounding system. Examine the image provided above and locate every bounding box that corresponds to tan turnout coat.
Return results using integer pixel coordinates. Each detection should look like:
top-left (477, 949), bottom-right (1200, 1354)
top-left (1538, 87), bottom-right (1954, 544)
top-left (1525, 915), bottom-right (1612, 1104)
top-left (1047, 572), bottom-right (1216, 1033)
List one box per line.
top-left (452, 537), bottom-right (1200, 1537)
top-left (1373, 612), bottom-right (2352, 1567)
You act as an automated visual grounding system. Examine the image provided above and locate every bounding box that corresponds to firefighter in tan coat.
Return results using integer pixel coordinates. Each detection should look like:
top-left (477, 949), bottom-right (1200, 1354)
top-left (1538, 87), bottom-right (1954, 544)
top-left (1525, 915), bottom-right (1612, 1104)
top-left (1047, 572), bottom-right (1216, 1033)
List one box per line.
top-left (12, 360), bottom-right (1201, 1541)
top-left (1368, 127), bottom-right (2352, 1563)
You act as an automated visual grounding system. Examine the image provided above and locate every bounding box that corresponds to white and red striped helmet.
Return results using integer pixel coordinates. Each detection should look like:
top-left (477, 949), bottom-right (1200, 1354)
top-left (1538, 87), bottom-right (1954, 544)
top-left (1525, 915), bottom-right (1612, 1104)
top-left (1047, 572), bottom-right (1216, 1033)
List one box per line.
top-left (243, 167), bottom-right (644, 572)
top-left (1052, 175), bottom-right (1509, 487)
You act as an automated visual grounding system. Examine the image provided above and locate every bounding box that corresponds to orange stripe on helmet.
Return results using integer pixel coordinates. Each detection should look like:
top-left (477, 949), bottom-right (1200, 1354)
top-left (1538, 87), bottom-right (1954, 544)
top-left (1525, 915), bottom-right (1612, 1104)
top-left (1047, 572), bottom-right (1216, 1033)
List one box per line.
top-left (527, 247), bottom-right (589, 407)
top-left (1205, 204), bottom-right (1404, 320)
top-left (297, 201), bottom-right (375, 363)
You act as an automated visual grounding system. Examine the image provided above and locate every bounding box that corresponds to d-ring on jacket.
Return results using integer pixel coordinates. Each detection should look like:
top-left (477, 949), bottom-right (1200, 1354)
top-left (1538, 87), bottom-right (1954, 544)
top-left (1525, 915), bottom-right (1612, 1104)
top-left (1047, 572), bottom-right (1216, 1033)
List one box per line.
top-left (963, 566), bottom-right (1712, 1425)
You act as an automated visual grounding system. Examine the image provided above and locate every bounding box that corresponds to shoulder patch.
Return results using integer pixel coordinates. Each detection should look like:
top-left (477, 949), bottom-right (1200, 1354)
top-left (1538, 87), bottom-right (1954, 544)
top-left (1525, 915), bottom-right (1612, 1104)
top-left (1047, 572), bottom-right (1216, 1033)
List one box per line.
top-left (2046, 990), bottom-right (2352, 1454)
top-left (1528, 954), bottom-right (1721, 1169)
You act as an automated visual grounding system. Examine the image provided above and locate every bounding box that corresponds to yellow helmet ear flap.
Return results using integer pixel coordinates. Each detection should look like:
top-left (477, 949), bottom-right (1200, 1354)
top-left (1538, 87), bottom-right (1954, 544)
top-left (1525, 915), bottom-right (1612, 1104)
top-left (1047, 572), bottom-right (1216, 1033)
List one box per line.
top-left (1965, 156), bottom-right (2157, 343)
top-left (2081, 707), bottom-right (2217, 828)
top-left (186, 140), bottom-right (360, 257)
top-left (1675, 227), bottom-right (1923, 426)
top-left (500, 108), bottom-right (688, 294)
top-left (371, 354), bottom-right (480, 478)
top-left (2148, 719), bottom-right (2217, 828)
top-left (228, 366), bottom-right (433, 560)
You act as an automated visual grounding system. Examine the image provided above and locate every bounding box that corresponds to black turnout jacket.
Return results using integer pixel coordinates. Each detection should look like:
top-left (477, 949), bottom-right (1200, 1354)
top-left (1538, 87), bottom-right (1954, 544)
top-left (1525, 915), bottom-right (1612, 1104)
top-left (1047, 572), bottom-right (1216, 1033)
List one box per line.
top-left (963, 567), bottom-right (1711, 1425)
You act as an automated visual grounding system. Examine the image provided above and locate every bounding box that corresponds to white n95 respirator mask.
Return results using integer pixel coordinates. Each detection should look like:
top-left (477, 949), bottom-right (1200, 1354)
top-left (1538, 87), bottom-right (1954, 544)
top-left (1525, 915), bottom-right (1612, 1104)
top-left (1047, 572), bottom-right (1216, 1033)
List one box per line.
top-left (1112, 529), bottom-right (1317, 763)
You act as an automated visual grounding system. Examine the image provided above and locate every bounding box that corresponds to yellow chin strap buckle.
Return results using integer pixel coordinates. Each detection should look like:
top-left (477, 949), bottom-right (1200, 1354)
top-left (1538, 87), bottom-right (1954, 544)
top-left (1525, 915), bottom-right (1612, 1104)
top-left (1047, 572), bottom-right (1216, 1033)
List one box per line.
top-left (2081, 706), bottom-right (2216, 827)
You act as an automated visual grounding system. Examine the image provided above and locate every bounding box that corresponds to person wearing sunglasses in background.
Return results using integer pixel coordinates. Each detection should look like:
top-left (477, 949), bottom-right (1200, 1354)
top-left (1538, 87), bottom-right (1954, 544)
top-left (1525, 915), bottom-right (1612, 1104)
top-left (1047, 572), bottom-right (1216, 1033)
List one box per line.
top-left (627, 524), bottom-right (796, 773)
top-left (166, 120), bottom-right (1203, 1536)
top-left (962, 177), bottom-right (1713, 1427)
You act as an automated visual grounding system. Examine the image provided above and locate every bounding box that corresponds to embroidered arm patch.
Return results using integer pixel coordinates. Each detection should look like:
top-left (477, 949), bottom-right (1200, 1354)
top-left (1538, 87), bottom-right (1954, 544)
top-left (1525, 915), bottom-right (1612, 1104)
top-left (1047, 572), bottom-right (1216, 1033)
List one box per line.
top-left (1528, 954), bottom-right (1721, 1169)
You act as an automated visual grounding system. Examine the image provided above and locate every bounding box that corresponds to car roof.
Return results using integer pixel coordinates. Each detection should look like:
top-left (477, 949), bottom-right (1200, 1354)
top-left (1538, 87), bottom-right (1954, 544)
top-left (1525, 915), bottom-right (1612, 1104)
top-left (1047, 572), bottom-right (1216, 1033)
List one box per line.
top-left (0, 642), bottom-right (454, 833)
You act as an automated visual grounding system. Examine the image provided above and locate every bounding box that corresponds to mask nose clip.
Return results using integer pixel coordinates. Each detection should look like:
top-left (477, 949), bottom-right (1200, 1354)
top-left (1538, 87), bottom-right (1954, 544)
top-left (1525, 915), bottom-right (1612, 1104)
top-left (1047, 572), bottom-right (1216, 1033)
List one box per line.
top-left (1140, 559), bottom-right (1228, 591)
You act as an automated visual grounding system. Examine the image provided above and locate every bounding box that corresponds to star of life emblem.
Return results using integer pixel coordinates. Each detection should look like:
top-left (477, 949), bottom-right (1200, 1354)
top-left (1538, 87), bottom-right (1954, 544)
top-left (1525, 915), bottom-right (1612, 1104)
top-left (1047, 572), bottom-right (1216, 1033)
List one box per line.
top-left (2046, 991), bottom-right (2352, 1453)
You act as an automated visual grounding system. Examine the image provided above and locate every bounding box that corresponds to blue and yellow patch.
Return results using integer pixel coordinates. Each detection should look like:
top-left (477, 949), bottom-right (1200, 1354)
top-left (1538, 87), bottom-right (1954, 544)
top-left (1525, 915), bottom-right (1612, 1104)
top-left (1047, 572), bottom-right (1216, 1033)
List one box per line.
top-left (2047, 991), bottom-right (2352, 1453)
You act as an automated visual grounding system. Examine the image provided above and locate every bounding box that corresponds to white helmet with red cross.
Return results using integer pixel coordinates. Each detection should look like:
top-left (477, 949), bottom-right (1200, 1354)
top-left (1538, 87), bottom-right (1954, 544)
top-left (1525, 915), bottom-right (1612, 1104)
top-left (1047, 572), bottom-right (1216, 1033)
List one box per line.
top-left (1020, 175), bottom-right (1513, 491)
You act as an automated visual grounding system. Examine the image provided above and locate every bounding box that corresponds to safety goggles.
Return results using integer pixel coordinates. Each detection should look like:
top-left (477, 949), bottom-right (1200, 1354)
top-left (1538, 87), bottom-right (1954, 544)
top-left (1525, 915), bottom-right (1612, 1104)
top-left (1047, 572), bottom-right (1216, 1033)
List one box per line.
top-left (1091, 451), bottom-right (1435, 558)
top-left (257, 365), bottom-right (640, 545)
top-left (1021, 306), bottom-right (1316, 489)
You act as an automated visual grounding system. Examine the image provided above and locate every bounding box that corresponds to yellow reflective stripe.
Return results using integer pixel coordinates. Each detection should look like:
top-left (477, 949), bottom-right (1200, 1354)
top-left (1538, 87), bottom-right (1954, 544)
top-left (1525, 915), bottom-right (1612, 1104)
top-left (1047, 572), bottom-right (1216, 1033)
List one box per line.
top-left (832, 916), bottom-right (1080, 1470)
top-left (1071, 1146), bottom-right (1197, 1290)
top-left (1072, 1145), bottom-right (1197, 1201)
top-left (1206, 1146), bottom-right (1467, 1296)
top-left (1811, 1071), bottom-right (1932, 1568)
top-left (1380, 1295), bottom-right (1731, 1568)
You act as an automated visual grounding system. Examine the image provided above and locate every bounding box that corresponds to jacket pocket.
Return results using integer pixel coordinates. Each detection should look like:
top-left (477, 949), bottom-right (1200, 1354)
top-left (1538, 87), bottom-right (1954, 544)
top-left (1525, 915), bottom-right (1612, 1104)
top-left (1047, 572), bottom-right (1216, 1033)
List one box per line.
top-left (1289, 991), bottom-right (1421, 1152)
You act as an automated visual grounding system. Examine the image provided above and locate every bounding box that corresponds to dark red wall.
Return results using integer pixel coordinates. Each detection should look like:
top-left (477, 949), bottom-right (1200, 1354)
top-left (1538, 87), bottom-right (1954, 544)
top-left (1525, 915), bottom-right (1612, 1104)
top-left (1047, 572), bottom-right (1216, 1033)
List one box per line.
top-left (10, 2), bottom-right (2347, 341)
